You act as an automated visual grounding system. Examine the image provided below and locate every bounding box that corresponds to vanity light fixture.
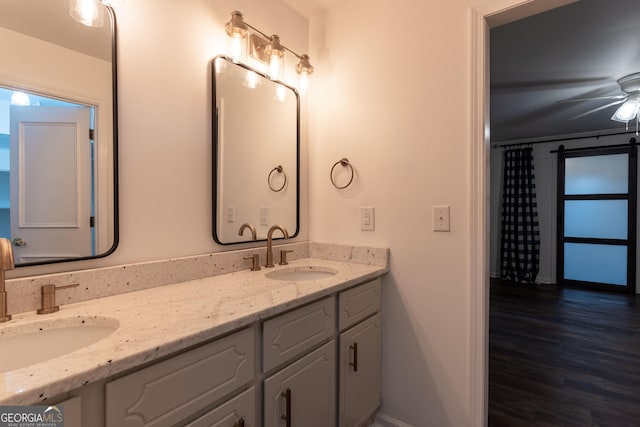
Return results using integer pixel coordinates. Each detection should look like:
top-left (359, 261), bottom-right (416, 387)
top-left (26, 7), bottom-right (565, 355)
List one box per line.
top-left (224, 11), bottom-right (315, 92)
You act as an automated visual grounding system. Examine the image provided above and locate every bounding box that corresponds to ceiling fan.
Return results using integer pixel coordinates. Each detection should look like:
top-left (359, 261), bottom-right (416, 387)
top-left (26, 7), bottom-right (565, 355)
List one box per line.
top-left (561, 72), bottom-right (640, 125)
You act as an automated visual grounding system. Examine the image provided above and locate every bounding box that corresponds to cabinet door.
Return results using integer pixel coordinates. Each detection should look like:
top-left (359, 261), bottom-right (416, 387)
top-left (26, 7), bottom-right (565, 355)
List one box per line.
top-left (264, 340), bottom-right (336, 427)
top-left (186, 387), bottom-right (255, 427)
top-left (339, 314), bottom-right (380, 427)
top-left (54, 396), bottom-right (81, 427)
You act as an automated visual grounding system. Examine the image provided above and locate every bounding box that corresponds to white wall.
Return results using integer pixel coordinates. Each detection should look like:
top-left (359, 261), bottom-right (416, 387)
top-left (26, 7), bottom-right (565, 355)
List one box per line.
top-left (308, 1), bottom-right (475, 425)
top-left (490, 133), bottom-right (639, 285)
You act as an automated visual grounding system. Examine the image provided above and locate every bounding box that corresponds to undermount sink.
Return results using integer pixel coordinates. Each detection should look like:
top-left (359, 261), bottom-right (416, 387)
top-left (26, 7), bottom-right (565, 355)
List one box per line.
top-left (265, 266), bottom-right (338, 281)
top-left (0, 316), bottom-right (119, 373)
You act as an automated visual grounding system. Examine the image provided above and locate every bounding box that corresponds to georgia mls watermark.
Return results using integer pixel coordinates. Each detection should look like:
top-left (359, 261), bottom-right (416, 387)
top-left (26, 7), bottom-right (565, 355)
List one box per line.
top-left (0, 406), bottom-right (64, 427)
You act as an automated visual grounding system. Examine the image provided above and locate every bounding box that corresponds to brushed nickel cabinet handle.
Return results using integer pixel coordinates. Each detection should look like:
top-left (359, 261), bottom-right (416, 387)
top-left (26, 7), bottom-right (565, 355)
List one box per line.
top-left (281, 387), bottom-right (292, 427)
top-left (234, 418), bottom-right (244, 427)
top-left (349, 342), bottom-right (358, 372)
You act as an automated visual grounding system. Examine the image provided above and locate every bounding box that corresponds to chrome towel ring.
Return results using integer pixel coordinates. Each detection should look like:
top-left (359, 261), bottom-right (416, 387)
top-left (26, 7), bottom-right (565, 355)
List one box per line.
top-left (268, 165), bottom-right (287, 192)
top-left (330, 158), bottom-right (354, 189)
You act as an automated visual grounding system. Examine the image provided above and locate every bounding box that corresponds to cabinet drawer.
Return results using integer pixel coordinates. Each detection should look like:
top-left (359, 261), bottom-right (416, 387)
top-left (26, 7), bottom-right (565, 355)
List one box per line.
top-left (105, 327), bottom-right (255, 427)
top-left (186, 387), bottom-right (256, 427)
top-left (339, 279), bottom-right (381, 331)
top-left (263, 296), bottom-right (335, 372)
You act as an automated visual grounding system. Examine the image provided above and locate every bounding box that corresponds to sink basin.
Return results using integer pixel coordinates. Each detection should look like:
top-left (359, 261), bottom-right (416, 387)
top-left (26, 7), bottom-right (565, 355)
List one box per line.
top-left (0, 316), bottom-right (119, 373)
top-left (266, 266), bottom-right (337, 281)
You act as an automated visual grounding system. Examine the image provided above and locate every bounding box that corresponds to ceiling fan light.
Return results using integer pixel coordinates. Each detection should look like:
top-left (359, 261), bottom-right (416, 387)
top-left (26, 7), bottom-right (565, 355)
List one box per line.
top-left (612, 99), bottom-right (639, 122)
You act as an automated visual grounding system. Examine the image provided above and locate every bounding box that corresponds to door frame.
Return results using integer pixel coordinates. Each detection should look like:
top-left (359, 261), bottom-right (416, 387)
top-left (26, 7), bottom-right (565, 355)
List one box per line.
top-left (469, 1), bottom-right (578, 425)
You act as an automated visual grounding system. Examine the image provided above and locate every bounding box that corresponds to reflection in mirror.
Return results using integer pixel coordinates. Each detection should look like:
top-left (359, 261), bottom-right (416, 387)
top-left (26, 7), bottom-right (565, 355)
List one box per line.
top-left (213, 56), bottom-right (299, 244)
top-left (0, 0), bottom-right (118, 265)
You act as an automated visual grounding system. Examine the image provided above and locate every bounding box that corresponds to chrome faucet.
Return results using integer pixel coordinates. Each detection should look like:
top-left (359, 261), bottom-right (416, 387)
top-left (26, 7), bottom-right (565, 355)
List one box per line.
top-left (266, 225), bottom-right (289, 268)
top-left (238, 223), bottom-right (257, 240)
top-left (0, 238), bottom-right (15, 323)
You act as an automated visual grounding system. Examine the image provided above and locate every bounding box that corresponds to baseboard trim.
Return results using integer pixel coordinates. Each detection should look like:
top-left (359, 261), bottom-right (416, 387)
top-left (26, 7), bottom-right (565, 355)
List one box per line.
top-left (373, 413), bottom-right (415, 427)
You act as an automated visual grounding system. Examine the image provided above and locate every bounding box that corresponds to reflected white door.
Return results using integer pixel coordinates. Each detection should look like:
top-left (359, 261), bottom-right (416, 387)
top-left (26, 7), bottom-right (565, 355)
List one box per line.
top-left (9, 106), bottom-right (92, 263)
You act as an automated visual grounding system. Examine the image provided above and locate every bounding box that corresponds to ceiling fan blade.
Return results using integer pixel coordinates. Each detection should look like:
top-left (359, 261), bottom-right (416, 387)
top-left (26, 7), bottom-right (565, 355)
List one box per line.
top-left (569, 99), bottom-right (627, 120)
top-left (556, 94), bottom-right (627, 104)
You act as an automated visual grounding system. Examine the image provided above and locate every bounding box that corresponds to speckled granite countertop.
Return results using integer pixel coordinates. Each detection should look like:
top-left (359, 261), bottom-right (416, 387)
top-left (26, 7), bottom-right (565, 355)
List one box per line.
top-left (0, 257), bottom-right (387, 405)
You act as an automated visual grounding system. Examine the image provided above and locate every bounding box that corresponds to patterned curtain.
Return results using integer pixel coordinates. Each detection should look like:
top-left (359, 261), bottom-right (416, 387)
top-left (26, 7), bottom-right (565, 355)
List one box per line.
top-left (500, 147), bottom-right (540, 283)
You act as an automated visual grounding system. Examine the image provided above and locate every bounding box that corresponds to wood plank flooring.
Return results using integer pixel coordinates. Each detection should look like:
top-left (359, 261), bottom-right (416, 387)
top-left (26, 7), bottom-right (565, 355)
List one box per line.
top-left (489, 279), bottom-right (640, 427)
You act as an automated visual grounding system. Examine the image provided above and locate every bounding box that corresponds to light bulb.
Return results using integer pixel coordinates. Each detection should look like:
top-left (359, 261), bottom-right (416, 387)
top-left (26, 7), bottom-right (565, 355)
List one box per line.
top-left (298, 72), bottom-right (309, 95)
top-left (229, 35), bottom-right (245, 63)
top-left (10, 91), bottom-right (30, 106)
top-left (69, 0), bottom-right (105, 27)
top-left (275, 84), bottom-right (287, 102)
top-left (245, 71), bottom-right (260, 89)
top-left (269, 55), bottom-right (283, 81)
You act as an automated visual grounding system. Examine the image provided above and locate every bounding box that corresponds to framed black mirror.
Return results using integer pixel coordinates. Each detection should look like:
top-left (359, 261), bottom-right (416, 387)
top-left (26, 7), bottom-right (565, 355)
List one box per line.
top-left (0, 0), bottom-right (118, 265)
top-left (213, 55), bottom-right (299, 244)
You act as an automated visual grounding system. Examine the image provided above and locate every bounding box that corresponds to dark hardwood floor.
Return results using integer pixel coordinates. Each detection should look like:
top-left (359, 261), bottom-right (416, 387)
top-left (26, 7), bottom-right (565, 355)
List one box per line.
top-left (489, 279), bottom-right (640, 427)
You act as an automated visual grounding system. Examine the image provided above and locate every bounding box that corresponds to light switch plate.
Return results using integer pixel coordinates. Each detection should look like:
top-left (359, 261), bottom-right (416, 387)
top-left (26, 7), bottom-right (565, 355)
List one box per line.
top-left (433, 206), bottom-right (450, 232)
top-left (226, 207), bottom-right (235, 223)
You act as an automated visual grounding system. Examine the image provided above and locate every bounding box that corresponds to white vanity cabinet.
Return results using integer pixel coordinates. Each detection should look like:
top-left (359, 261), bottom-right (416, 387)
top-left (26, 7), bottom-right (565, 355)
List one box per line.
top-left (338, 279), bottom-right (382, 427)
top-left (263, 296), bottom-right (337, 426)
top-left (20, 272), bottom-right (385, 427)
top-left (105, 327), bottom-right (255, 427)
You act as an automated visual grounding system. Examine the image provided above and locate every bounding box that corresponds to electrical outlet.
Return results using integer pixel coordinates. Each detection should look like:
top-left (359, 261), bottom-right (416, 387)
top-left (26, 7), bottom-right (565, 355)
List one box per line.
top-left (433, 205), bottom-right (450, 232)
top-left (226, 207), bottom-right (235, 223)
top-left (360, 206), bottom-right (375, 231)
top-left (260, 207), bottom-right (269, 226)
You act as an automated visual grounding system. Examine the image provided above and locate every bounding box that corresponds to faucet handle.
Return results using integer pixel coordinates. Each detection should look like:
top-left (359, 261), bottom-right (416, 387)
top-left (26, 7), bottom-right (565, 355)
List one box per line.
top-left (279, 250), bottom-right (293, 266)
top-left (37, 283), bottom-right (80, 315)
top-left (243, 254), bottom-right (261, 271)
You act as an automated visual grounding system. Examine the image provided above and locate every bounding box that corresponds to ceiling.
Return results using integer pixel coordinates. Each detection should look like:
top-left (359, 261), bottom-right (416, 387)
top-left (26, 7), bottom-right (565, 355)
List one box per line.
top-left (282, 0), bottom-right (345, 18)
top-left (490, 0), bottom-right (640, 143)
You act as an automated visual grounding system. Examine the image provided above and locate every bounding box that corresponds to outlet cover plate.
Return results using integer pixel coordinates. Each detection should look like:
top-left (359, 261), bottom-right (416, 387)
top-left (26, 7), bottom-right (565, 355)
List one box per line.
top-left (360, 206), bottom-right (375, 231)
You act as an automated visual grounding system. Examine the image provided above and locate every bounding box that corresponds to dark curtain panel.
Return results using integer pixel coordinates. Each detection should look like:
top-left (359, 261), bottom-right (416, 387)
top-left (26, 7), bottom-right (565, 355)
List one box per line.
top-left (500, 147), bottom-right (540, 283)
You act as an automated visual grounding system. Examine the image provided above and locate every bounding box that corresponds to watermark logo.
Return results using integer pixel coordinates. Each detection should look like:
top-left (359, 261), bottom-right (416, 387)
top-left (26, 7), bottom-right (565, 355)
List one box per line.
top-left (0, 405), bottom-right (64, 427)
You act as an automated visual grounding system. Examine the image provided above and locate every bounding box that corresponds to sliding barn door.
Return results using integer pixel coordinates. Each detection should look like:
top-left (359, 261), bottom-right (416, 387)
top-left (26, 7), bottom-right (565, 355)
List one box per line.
top-left (557, 145), bottom-right (637, 292)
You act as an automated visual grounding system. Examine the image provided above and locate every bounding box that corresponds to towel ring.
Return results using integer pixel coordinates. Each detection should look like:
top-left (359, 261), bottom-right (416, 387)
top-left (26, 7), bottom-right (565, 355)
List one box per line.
top-left (268, 165), bottom-right (287, 192)
top-left (330, 158), bottom-right (354, 189)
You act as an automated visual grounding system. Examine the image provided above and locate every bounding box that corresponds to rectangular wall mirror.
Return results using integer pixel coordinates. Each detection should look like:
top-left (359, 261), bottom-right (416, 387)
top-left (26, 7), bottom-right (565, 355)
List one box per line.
top-left (0, 0), bottom-right (118, 265)
top-left (213, 55), bottom-right (299, 244)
